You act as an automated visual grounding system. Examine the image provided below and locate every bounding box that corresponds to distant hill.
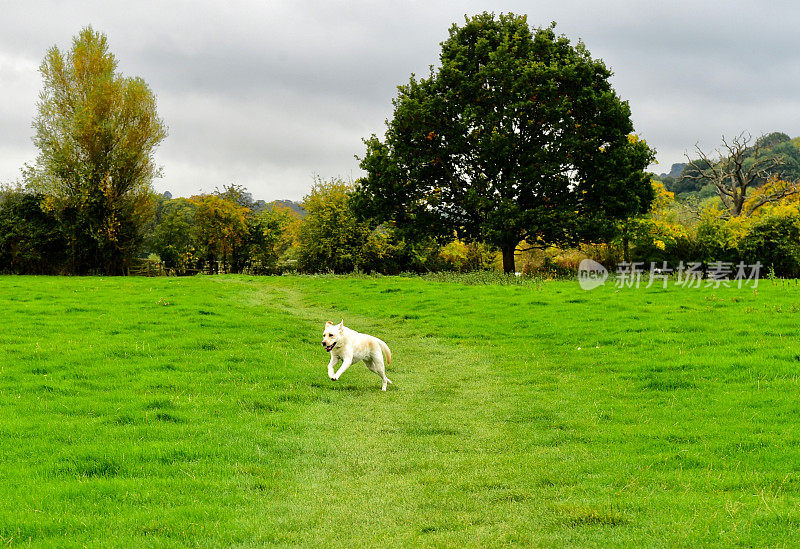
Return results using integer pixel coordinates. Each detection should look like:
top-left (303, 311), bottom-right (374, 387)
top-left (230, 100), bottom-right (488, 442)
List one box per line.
top-left (659, 163), bottom-right (687, 180)
top-left (275, 200), bottom-right (307, 217)
top-left (254, 199), bottom-right (307, 217)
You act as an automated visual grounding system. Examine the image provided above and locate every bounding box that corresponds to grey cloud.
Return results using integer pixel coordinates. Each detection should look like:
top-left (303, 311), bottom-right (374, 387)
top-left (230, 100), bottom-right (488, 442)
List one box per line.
top-left (2, 0), bottom-right (800, 199)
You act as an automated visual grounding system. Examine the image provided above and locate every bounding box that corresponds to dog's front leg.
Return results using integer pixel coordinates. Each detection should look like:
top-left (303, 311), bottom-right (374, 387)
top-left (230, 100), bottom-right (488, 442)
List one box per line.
top-left (331, 355), bottom-right (353, 381)
top-left (327, 355), bottom-right (338, 380)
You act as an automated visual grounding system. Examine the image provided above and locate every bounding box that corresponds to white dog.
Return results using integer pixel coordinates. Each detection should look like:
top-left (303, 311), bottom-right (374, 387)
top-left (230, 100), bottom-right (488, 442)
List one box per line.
top-left (321, 320), bottom-right (392, 391)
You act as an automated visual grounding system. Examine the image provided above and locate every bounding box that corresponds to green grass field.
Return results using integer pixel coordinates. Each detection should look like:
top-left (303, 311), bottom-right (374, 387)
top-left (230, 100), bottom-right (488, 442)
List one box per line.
top-left (2, 274), bottom-right (800, 546)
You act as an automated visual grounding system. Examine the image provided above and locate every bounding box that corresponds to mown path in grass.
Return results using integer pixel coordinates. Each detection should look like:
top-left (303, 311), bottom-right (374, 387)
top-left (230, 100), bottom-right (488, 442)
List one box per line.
top-left (244, 279), bottom-right (540, 546)
top-left (1, 275), bottom-right (800, 546)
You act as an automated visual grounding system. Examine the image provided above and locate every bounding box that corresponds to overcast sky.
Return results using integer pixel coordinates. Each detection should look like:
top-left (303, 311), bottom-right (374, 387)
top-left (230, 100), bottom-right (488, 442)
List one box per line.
top-left (1, 1), bottom-right (799, 201)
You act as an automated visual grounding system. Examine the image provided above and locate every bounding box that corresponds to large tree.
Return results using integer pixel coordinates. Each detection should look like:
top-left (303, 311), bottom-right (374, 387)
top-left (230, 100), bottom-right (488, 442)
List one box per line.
top-left (357, 13), bottom-right (654, 272)
top-left (29, 26), bottom-right (167, 274)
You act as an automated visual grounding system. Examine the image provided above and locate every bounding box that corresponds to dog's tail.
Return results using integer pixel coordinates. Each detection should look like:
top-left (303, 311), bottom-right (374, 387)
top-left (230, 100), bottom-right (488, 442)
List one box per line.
top-left (377, 338), bottom-right (392, 365)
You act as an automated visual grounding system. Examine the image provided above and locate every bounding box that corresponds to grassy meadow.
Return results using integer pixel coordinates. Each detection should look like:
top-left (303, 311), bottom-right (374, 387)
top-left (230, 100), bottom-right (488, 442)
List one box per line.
top-left (1, 274), bottom-right (800, 546)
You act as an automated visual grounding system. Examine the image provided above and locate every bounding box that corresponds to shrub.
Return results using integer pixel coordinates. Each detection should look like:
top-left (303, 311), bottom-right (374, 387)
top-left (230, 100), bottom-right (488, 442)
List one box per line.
top-left (694, 209), bottom-right (745, 264)
top-left (739, 214), bottom-right (800, 278)
top-left (439, 240), bottom-right (500, 272)
top-left (0, 188), bottom-right (66, 274)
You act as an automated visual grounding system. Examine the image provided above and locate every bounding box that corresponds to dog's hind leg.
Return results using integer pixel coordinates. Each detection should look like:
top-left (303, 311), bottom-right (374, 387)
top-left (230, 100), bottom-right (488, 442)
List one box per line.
top-left (366, 352), bottom-right (392, 391)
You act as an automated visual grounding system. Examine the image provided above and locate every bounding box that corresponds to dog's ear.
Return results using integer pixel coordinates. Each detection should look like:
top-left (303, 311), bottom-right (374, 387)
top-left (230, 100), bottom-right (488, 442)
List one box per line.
top-left (337, 319), bottom-right (344, 333)
top-left (325, 321), bottom-right (333, 326)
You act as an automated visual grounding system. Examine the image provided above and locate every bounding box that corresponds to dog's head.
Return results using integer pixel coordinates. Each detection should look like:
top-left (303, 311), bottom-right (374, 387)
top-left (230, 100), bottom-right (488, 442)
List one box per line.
top-left (322, 320), bottom-right (344, 352)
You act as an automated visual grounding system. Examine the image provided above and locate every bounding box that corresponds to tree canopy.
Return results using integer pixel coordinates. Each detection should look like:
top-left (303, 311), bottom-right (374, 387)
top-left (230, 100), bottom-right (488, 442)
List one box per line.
top-left (357, 12), bottom-right (654, 272)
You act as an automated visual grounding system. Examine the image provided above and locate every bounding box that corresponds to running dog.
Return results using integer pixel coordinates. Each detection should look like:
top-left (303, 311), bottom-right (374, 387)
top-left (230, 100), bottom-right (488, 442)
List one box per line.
top-left (321, 320), bottom-right (392, 390)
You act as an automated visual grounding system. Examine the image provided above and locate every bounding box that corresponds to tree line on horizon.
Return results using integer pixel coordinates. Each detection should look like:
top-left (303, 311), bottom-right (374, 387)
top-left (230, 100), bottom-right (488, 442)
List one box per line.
top-left (3, 16), bottom-right (800, 277)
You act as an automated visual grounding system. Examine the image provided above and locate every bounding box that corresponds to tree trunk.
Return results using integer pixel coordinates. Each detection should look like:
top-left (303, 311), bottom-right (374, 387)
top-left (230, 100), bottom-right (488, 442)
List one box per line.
top-left (623, 234), bottom-right (630, 263)
top-left (501, 243), bottom-right (516, 274)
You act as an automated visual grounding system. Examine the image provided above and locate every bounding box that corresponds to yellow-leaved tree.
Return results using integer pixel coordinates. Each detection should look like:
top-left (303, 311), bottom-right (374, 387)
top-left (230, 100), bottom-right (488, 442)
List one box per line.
top-left (30, 26), bottom-right (167, 274)
top-left (191, 194), bottom-right (250, 273)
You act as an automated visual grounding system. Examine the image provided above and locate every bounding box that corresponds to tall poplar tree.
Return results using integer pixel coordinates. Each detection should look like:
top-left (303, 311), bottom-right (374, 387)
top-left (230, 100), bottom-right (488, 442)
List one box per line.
top-left (31, 26), bottom-right (167, 274)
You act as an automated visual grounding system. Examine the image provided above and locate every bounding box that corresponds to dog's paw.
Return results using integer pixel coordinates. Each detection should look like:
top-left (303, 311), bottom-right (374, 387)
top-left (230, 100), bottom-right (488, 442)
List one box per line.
top-left (330, 375), bottom-right (338, 381)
